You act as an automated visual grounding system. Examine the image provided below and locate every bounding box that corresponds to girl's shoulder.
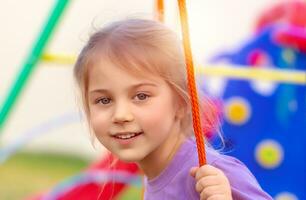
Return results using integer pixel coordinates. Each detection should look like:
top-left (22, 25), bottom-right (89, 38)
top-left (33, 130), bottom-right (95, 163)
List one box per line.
top-left (188, 138), bottom-right (253, 177)
top-left (187, 138), bottom-right (272, 199)
top-left (203, 144), bottom-right (273, 200)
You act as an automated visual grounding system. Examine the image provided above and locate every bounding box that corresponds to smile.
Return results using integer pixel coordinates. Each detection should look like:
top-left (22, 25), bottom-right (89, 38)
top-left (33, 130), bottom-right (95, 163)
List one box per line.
top-left (113, 132), bottom-right (143, 140)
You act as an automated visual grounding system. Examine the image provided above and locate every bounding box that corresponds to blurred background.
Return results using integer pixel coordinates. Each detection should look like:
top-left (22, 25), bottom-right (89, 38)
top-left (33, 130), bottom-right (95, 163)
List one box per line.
top-left (0, 0), bottom-right (305, 199)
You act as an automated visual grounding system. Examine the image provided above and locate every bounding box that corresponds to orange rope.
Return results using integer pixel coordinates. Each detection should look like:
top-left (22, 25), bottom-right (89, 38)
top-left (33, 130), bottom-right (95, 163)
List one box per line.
top-left (155, 0), bottom-right (164, 22)
top-left (177, 0), bottom-right (206, 166)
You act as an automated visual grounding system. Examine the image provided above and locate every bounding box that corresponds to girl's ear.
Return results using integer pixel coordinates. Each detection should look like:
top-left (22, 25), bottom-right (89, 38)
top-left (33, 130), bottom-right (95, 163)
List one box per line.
top-left (176, 107), bottom-right (184, 120)
top-left (175, 98), bottom-right (187, 120)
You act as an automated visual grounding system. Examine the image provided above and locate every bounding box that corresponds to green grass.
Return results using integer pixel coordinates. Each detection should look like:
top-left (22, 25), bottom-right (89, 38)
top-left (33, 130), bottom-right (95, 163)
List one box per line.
top-left (118, 186), bottom-right (143, 200)
top-left (0, 152), bottom-right (142, 200)
top-left (0, 152), bottom-right (89, 200)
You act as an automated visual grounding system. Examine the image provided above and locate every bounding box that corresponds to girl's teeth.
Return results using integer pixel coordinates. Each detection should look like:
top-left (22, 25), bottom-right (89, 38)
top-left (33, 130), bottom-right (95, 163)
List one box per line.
top-left (115, 133), bottom-right (139, 139)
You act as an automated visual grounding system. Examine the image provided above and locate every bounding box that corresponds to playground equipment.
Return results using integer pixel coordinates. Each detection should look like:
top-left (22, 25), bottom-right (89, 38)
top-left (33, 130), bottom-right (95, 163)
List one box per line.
top-left (203, 1), bottom-right (306, 199)
top-left (1, 0), bottom-right (305, 199)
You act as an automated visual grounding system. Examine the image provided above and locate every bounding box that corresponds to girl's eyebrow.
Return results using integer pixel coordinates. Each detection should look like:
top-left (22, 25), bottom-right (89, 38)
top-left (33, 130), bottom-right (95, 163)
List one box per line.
top-left (89, 82), bottom-right (157, 94)
top-left (130, 82), bottom-right (158, 89)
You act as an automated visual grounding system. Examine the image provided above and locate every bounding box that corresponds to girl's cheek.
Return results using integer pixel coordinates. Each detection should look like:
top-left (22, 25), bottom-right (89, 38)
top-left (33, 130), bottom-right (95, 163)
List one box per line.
top-left (89, 112), bottom-right (108, 132)
top-left (145, 109), bottom-right (172, 130)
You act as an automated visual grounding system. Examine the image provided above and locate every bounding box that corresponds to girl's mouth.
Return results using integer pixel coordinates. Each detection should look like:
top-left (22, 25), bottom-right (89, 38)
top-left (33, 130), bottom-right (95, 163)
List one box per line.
top-left (113, 132), bottom-right (143, 140)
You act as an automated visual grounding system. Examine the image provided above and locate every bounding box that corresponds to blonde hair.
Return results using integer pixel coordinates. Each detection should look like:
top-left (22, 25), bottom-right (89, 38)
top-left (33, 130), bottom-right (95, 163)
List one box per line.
top-left (74, 18), bottom-right (220, 141)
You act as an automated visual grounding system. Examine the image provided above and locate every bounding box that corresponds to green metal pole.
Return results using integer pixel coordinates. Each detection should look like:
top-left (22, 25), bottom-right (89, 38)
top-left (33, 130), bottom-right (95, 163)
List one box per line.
top-left (0, 0), bottom-right (70, 134)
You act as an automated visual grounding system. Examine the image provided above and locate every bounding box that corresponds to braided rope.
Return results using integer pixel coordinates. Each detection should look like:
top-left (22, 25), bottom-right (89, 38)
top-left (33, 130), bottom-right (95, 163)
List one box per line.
top-left (155, 0), bottom-right (164, 22)
top-left (177, 0), bottom-right (206, 166)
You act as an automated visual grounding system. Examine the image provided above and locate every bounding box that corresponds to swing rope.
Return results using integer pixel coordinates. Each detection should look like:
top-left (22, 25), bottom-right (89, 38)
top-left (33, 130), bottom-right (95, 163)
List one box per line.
top-left (177, 0), bottom-right (206, 166)
top-left (155, 0), bottom-right (164, 22)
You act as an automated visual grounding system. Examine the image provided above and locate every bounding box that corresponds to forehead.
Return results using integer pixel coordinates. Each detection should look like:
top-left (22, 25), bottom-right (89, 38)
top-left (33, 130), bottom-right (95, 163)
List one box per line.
top-left (88, 58), bottom-right (163, 90)
top-left (90, 47), bottom-right (159, 74)
top-left (88, 38), bottom-right (166, 78)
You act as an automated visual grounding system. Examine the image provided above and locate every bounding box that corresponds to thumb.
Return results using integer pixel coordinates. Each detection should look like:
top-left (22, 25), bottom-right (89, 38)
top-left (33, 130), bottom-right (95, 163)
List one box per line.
top-left (190, 166), bottom-right (198, 177)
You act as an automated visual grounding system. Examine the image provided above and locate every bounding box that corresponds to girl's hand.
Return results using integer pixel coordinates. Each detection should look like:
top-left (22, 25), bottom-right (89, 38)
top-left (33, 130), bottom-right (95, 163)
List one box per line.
top-left (190, 165), bottom-right (232, 200)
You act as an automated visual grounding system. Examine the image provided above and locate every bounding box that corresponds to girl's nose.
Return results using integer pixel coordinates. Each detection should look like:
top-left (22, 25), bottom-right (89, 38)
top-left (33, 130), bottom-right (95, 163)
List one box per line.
top-left (112, 101), bottom-right (134, 124)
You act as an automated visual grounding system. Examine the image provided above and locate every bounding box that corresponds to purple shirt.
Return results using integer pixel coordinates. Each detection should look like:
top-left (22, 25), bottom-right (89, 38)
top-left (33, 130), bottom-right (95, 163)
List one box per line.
top-left (144, 138), bottom-right (273, 200)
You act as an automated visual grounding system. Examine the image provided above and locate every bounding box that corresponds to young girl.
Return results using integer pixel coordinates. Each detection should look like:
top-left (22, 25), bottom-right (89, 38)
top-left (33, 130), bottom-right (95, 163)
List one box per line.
top-left (74, 19), bottom-right (273, 200)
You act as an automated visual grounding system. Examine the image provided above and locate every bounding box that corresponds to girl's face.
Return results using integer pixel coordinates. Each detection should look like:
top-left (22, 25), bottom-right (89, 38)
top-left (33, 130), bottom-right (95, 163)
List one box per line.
top-left (87, 60), bottom-right (184, 166)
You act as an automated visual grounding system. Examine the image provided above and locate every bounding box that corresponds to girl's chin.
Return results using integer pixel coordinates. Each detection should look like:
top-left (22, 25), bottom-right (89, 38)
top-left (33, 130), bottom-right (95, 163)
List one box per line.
top-left (116, 153), bottom-right (145, 163)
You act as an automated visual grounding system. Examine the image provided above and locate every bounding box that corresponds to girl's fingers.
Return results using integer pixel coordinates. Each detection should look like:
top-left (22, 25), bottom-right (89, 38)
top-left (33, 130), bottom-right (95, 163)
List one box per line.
top-left (200, 185), bottom-right (221, 200)
top-left (206, 194), bottom-right (228, 200)
top-left (194, 165), bottom-right (221, 181)
top-left (191, 165), bottom-right (232, 200)
top-left (190, 166), bottom-right (199, 177)
top-left (195, 175), bottom-right (222, 193)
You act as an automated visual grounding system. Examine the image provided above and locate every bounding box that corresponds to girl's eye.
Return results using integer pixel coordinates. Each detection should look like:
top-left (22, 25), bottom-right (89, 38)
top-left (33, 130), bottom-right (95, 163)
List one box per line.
top-left (97, 97), bottom-right (111, 104)
top-left (135, 93), bottom-right (149, 101)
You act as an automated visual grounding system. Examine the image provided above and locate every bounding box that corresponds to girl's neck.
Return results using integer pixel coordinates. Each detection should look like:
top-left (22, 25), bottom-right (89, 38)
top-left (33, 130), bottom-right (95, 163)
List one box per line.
top-left (138, 133), bottom-right (186, 180)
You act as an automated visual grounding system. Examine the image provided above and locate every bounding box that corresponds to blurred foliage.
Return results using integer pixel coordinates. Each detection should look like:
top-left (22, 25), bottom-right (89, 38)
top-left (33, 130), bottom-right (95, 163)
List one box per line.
top-left (0, 152), bottom-right (89, 200)
top-left (0, 152), bottom-right (142, 200)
